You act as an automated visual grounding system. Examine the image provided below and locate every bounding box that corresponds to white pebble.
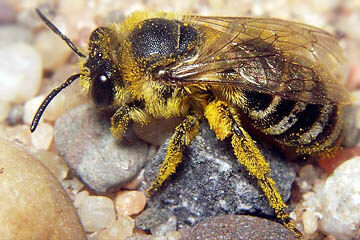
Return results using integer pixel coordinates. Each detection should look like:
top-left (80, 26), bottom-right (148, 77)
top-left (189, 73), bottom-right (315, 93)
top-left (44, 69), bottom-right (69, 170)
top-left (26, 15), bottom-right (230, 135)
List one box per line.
top-left (34, 30), bottom-right (72, 70)
top-left (23, 95), bottom-right (45, 124)
top-left (302, 208), bottom-right (318, 235)
top-left (318, 156), bottom-right (360, 239)
top-left (32, 150), bottom-right (69, 181)
top-left (78, 196), bottom-right (116, 232)
top-left (44, 65), bottom-right (84, 122)
top-left (0, 42), bottom-right (42, 103)
top-left (30, 122), bottom-right (53, 150)
top-left (298, 164), bottom-right (319, 192)
top-left (74, 190), bottom-right (90, 209)
top-left (0, 25), bottom-right (32, 47)
top-left (97, 215), bottom-right (134, 240)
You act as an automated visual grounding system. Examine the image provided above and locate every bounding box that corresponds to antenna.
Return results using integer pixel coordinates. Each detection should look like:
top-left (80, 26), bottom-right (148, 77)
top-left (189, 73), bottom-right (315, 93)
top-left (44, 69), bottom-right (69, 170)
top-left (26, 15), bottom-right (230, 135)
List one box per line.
top-left (35, 8), bottom-right (86, 58)
top-left (30, 9), bottom-right (88, 132)
top-left (30, 73), bottom-right (82, 132)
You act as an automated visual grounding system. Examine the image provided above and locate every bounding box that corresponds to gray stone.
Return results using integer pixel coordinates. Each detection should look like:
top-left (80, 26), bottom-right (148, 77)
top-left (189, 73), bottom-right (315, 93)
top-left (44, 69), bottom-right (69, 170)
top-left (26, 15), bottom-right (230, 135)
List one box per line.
top-left (133, 117), bottom-right (182, 146)
top-left (6, 103), bottom-right (23, 125)
top-left (144, 122), bottom-right (296, 228)
top-left (135, 207), bottom-right (176, 235)
top-left (150, 215), bottom-right (177, 236)
top-left (342, 105), bottom-right (360, 148)
top-left (54, 104), bottom-right (149, 193)
top-left (179, 215), bottom-right (297, 240)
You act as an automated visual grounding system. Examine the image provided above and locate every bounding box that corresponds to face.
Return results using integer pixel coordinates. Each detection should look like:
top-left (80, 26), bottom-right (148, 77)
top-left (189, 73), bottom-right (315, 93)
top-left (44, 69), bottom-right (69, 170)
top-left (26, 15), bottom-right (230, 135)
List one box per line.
top-left (82, 27), bottom-right (123, 108)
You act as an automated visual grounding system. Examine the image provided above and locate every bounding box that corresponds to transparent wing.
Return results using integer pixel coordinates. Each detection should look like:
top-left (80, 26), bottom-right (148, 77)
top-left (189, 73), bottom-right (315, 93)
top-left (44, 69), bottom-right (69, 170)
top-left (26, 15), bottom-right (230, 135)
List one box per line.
top-left (167, 16), bottom-right (351, 104)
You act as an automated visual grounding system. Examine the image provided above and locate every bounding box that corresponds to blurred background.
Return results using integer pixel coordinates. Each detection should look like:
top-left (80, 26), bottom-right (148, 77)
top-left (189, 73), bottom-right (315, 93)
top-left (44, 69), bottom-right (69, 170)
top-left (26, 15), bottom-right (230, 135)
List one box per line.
top-left (0, 1), bottom-right (359, 240)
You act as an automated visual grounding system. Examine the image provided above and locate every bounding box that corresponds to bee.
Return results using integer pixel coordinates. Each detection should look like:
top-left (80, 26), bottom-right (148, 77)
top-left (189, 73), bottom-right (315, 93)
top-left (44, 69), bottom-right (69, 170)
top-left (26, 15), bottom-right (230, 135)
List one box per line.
top-left (31, 9), bottom-right (352, 238)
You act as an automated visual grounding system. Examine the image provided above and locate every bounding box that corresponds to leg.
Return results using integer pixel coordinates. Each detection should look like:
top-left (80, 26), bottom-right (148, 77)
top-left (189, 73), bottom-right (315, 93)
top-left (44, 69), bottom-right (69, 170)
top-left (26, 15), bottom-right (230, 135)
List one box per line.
top-left (205, 100), bottom-right (301, 238)
top-left (111, 106), bottom-right (131, 139)
top-left (147, 115), bottom-right (199, 195)
top-left (110, 105), bottom-right (151, 139)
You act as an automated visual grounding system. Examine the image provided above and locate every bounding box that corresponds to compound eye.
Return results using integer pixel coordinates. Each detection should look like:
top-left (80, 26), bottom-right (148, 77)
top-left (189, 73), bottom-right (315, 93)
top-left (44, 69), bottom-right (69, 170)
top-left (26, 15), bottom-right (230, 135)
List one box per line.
top-left (91, 72), bottom-right (114, 107)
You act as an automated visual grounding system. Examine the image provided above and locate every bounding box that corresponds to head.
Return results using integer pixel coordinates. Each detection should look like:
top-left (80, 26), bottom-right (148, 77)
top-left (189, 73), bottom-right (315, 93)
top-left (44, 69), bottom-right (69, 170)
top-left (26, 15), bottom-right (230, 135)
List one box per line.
top-left (30, 9), bottom-right (121, 132)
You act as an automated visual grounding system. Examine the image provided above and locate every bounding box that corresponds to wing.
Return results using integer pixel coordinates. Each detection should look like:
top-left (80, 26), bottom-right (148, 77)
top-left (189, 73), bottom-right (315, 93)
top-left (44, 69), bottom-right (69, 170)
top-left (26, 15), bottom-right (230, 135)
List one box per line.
top-left (167, 16), bottom-right (352, 104)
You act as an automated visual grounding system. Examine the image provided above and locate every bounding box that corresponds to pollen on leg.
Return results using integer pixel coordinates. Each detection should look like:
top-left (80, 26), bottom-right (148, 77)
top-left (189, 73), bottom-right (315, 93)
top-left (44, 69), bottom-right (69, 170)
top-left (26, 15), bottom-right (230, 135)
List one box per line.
top-left (204, 101), bottom-right (232, 140)
top-left (147, 115), bottom-right (199, 195)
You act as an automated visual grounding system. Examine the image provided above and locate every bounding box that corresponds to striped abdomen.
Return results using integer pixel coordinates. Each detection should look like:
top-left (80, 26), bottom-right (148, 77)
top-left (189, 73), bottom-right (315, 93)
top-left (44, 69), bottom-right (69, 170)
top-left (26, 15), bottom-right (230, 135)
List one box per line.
top-left (240, 91), bottom-right (343, 154)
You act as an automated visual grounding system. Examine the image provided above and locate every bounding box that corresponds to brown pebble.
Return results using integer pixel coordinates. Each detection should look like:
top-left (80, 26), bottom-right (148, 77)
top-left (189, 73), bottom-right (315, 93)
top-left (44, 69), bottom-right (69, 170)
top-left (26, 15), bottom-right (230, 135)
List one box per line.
top-left (179, 215), bottom-right (298, 240)
top-left (115, 190), bottom-right (147, 216)
top-left (0, 139), bottom-right (86, 239)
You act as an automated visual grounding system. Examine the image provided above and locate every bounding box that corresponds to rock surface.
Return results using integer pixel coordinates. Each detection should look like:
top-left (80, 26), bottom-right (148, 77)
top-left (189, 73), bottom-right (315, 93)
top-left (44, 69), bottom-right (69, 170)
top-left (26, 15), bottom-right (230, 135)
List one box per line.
top-left (144, 122), bottom-right (296, 228)
top-left (135, 208), bottom-right (177, 235)
top-left (54, 104), bottom-right (149, 193)
top-left (179, 215), bottom-right (297, 240)
top-left (0, 138), bottom-right (85, 239)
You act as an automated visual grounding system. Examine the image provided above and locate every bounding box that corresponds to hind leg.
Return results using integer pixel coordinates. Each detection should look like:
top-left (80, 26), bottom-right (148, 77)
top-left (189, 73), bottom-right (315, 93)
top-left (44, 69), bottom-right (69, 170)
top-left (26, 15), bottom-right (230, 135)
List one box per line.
top-left (146, 115), bottom-right (199, 195)
top-left (205, 100), bottom-right (301, 238)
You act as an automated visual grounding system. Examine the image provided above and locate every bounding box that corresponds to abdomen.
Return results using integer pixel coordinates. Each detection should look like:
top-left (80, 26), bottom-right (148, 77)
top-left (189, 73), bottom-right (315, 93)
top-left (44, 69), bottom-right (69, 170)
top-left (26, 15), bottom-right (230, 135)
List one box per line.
top-left (239, 90), bottom-right (343, 155)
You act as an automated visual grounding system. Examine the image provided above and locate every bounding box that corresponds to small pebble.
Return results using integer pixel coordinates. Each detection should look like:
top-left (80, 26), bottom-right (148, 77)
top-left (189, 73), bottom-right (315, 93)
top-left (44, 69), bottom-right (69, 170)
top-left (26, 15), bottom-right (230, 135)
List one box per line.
top-left (97, 215), bottom-right (135, 240)
top-left (302, 208), bottom-right (318, 235)
top-left (34, 30), bottom-right (72, 70)
top-left (179, 215), bottom-right (297, 240)
top-left (0, 25), bottom-right (32, 46)
top-left (23, 95), bottom-right (45, 124)
top-left (78, 196), bottom-right (116, 232)
top-left (54, 104), bottom-right (149, 193)
top-left (0, 42), bottom-right (42, 103)
top-left (74, 190), bottom-right (90, 209)
top-left (31, 149), bottom-right (69, 181)
top-left (30, 122), bottom-right (53, 150)
top-left (115, 190), bottom-right (147, 216)
top-left (42, 64), bottom-right (87, 122)
top-left (297, 164), bottom-right (319, 192)
top-left (342, 104), bottom-right (360, 148)
top-left (317, 156), bottom-right (360, 239)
